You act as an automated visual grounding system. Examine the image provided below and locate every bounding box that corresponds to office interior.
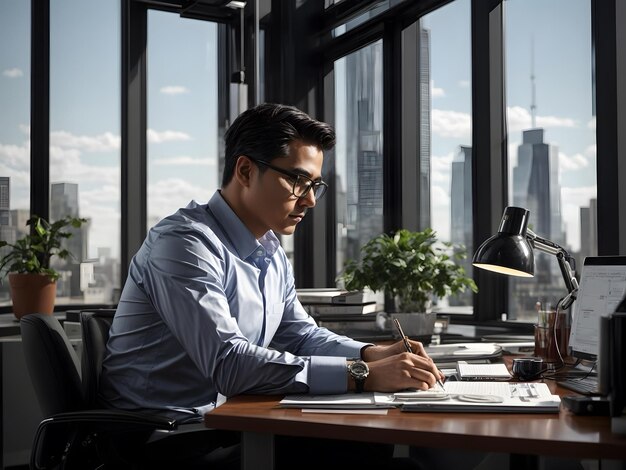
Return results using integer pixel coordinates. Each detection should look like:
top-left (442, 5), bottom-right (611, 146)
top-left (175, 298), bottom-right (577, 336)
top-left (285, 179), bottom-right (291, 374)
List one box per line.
top-left (1, 0), bottom-right (626, 468)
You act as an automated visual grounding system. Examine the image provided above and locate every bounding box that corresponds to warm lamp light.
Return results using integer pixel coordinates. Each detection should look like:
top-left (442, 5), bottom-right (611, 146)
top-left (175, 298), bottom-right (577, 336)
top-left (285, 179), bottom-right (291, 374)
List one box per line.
top-left (472, 206), bottom-right (579, 309)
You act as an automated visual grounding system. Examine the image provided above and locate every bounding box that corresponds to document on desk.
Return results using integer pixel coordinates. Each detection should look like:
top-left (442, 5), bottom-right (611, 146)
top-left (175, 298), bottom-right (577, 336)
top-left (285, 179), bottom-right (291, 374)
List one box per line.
top-left (398, 382), bottom-right (561, 414)
top-left (424, 343), bottom-right (503, 363)
top-left (280, 393), bottom-right (395, 410)
top-left (456, 362), bottom-right (512, 380)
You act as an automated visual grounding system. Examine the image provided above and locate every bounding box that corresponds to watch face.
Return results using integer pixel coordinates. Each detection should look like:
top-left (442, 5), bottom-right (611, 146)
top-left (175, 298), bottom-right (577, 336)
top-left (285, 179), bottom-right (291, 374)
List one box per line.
top-left (350, 361), bottom-right (369, 379)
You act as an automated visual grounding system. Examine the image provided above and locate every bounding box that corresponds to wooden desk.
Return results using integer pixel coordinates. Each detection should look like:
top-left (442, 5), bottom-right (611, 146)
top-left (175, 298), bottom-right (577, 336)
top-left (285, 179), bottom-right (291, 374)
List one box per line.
top-left (204, 383), bottom-right (626, 470)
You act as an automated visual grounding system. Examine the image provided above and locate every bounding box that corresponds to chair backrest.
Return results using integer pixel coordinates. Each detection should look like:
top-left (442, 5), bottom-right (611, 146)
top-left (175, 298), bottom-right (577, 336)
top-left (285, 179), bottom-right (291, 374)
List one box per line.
top-left (20, 314), bottom-right (85, 417)
top-left (80, 309), bottom-right (116, 407)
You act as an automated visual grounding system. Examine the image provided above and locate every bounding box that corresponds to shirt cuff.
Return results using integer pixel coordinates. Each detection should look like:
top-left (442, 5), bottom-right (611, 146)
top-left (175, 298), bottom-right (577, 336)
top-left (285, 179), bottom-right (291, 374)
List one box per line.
top-left (308, 356), bottom-right (350, 394)
top-left (328, 339), bottom-right (372, 359)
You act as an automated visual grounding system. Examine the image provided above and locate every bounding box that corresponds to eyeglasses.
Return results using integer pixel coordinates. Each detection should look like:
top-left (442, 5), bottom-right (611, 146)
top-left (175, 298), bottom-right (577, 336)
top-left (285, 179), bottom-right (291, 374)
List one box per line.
top-left (251, 158), bottom-right (329, 200)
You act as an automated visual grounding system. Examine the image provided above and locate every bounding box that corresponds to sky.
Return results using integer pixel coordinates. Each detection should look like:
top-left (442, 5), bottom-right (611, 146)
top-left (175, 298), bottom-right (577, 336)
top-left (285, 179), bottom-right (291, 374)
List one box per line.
top-left (0, 0), bottom-right (597, 261)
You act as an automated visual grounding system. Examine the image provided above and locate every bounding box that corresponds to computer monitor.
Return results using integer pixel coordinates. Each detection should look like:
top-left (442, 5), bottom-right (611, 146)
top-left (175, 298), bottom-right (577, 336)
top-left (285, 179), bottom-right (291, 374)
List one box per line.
top-left (568, 256), bottom-right (626, 362)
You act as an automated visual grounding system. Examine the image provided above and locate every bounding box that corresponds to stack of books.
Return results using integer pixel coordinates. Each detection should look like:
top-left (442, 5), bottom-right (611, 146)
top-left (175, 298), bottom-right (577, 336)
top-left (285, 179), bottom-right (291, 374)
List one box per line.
top-left (297, 288), bottom-right (383, 321)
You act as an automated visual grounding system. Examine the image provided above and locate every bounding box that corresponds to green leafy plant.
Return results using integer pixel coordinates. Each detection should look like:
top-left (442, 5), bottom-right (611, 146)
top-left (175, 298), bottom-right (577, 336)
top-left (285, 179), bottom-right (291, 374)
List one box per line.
top-left (338, 228), bottom-right (478, 312)
top-left (0, 215), bottom-right (86, 282)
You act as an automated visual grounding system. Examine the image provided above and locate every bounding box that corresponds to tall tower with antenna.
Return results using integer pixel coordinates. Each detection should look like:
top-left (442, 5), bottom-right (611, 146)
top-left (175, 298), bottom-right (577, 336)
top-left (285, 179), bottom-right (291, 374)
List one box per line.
top-left (530, 39), bottom-right (537, 128)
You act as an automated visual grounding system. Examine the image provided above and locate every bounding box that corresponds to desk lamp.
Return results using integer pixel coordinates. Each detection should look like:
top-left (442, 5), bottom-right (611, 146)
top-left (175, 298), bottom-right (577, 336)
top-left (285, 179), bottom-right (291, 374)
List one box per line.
top-left (472, 206), bottom-right (578, 310)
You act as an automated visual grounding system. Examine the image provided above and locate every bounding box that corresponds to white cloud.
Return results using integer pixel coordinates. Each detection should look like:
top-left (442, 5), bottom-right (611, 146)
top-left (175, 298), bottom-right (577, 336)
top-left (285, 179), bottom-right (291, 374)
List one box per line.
top-left (560, 185), bottom-right (597, 252)
top-left (50, 130), bottom-right (120, 152)
top-left (3, 68), bottom-right (23, 78)
top-left (507, 106), bottom-right (577, 133)
top-left (432, 109), bottom-right (472, 139)
top-left (537, 115), bottom-right (577, 128)
top-left (430, 184), bottom-right (451, 241)
top-left (154, 156), bottom-right (216, 166)
top-left (431, 80), bottom-right (445, 98)
top-left (430, 152), bottom-right (454, 183)
top-left (50, 146), bottom-right (119, 185)
top-left (76, 198), bottom-right (121, 259)
top-left (147, 129), bottom-right (192, 143)
top-left (148, 178), bottom-right (210, 221)
top-left (585, 144), bottom-right (596, 158)
top-left (458, 80), bottom-right (470, 88)
top-left (559, 151), bottom-right (590, 171)
top-left (587, 117), bottom-right (596, 129)
top-left (0, 162), bottom-right (29, 187)
top-left (160, 85), bottom-right (189, 95)
top-left (0, 142), bottom-right (30, 167)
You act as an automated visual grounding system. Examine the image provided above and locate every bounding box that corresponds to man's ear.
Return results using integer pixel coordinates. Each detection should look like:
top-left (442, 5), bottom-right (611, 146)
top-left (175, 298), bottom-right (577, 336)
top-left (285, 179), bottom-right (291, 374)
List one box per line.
top-left (233, 155), bottom-right (256, 188)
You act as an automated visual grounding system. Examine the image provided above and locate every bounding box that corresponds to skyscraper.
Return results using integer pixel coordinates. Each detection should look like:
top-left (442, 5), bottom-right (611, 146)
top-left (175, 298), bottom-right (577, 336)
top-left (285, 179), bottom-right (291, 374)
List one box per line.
top-left (50, 182), bottom-right (80, 220)
top-left (50, 182), bottom-right (87, 297)
top-left (511, 128), bottom-right (566, 315)
top-left (449, 146), bottom-right (473, 307)
top-left (512, 129), bottom-right (564, 245)
top-left (419, 26), bottom-right (431, 230)
top-left (450, 145), bottom-right (472, 248)
top-left (0, 177), bottom-right (10, 236)
top-left (344, 42), bottom-right (384, 263)
top-left (0, 177), bottom-right (11, 302)
top-left (579, 198), bottom-right (597, 263)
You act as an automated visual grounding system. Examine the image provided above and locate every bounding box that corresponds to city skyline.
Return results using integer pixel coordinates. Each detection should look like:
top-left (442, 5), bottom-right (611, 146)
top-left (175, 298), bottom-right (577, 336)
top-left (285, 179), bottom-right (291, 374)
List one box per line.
top-left (2, 0), bottom-right (597, 271)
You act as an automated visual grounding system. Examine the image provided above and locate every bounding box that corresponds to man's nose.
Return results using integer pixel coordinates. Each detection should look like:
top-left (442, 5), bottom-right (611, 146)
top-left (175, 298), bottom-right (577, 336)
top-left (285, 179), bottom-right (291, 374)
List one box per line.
top-left (299, 188), bottom-right (316, 208)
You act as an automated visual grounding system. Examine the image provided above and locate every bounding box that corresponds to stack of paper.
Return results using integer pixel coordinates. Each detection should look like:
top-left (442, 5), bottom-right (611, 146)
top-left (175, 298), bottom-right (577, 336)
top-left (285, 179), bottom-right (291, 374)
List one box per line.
top-left (297, 288), bottom-right (383, 318)
top-left (456, 362), bottom-right (512, 380)
top-left (398, 382), bottom-right (560, 413)
top-left (279, 382), bottom-right (561, 414)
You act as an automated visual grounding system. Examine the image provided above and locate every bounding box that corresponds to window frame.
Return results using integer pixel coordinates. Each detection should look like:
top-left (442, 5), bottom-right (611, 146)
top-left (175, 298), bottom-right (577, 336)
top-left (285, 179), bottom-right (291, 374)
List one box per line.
top-left (10, 0), bottom-right (626, 318)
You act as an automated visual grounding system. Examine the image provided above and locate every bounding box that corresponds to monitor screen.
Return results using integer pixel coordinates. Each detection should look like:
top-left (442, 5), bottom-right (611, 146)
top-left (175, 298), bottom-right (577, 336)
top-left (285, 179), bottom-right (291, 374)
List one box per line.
top-left (568, 256), bottom-right (626, 361)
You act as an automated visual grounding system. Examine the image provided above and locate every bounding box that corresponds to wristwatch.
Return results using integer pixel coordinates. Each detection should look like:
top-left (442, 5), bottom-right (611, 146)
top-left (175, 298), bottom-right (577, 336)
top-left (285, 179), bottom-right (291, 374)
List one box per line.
top-left (348, 360), bottom-right (369, 393)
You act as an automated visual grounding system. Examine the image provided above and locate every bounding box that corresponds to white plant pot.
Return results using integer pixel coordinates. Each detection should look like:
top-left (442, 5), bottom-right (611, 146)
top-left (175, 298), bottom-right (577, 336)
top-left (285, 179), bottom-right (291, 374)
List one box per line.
top-left (390, 312), bottom-right (437, 339)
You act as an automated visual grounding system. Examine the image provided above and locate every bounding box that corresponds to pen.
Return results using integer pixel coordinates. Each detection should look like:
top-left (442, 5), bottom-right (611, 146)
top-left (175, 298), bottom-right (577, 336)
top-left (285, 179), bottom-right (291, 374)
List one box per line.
top-left (393, 318), bottom-right (445, 390)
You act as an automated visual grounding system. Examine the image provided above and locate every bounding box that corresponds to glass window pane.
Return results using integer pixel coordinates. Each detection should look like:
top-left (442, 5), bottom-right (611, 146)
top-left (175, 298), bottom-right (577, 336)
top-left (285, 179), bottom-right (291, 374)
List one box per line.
top-left (421, 0), bottom-right (474, 312)
top-left (147, 11), bottom-right (219, 228)
top-left (49, 0), bottom-right (121, 305)
top-left (0, 1), bottom-right (30, 307)
top-left (334, 39), bottom-right (384, 277)
top-left (505, 0), bottom-right (596, 321)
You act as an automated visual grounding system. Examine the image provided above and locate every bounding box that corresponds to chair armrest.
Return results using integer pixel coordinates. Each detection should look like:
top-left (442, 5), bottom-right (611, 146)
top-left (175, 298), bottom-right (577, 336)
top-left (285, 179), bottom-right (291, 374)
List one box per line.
top-left (31, 409), bottom-right (178, 469)
top-left (42, 408), bottom-right (178, 431)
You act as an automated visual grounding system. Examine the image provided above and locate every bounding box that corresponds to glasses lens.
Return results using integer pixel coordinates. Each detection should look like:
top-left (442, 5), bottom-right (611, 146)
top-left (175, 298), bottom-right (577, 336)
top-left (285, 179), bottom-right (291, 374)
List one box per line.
top-left (313, 183), bottom-right (327, 200)
top-left (293, 176), bottom-right (311, 198)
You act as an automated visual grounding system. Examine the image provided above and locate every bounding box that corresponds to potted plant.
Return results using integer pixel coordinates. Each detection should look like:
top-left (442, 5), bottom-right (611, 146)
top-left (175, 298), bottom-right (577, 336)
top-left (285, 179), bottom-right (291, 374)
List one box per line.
top-left (0, 214), bottom-right (86, 319)
top-left (338, 228), bottom-right (478, 337)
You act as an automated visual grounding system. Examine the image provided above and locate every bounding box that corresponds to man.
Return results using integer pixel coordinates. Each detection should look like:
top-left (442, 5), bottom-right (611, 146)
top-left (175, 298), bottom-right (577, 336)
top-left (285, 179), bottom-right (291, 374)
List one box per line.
top-left (100, 103), bottom-right (443, 468)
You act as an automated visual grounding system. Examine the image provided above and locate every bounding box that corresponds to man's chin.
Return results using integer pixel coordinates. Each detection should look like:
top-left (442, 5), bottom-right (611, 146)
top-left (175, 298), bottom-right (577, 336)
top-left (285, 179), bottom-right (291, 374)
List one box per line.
top-left (274, 225), bottom-right (297, 236)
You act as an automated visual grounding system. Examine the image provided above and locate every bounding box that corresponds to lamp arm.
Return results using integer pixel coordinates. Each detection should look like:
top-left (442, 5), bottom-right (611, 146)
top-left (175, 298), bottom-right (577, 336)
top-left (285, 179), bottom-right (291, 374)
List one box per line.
top-left (526, 229), bottom-right (579, 309)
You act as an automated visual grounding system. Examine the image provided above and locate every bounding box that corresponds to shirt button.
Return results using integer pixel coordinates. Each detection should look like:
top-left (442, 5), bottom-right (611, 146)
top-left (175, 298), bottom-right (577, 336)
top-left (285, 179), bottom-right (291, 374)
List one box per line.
top-left (256, 250), bottom-right (264, 257)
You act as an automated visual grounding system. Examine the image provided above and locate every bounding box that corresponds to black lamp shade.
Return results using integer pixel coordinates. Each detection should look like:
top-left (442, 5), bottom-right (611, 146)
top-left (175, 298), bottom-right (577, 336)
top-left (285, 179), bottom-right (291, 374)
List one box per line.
top-left (472, 207), bottom-right (535, 277)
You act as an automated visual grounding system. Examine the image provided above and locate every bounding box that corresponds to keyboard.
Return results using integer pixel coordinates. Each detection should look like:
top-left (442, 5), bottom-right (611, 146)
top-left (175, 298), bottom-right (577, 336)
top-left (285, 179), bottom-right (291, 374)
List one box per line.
top-left (557, 377), bottom-right (600, 396)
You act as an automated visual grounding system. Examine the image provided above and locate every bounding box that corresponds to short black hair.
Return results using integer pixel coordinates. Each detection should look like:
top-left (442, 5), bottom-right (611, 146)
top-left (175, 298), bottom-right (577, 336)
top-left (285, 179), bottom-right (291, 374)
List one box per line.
top-left (222, 103), bottom-right (336, 186)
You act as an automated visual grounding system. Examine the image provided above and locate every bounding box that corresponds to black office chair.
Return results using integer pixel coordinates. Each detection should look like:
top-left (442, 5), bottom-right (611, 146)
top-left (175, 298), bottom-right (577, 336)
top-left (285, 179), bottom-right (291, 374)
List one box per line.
top-left (79, 310), bottom-right (240, 469)
top-left (21, 313), bottom-right (177, 470)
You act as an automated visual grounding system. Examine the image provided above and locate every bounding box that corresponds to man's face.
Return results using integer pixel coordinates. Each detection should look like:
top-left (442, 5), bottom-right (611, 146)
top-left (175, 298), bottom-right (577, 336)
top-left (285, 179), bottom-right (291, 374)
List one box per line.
top-left (245, 140), bottom-right (324, 237)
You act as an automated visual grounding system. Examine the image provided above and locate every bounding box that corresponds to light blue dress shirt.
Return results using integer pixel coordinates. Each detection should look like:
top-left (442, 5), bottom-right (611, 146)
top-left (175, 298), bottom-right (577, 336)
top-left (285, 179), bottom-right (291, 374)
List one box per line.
top-left (99, 191), bottom-right (368, 419)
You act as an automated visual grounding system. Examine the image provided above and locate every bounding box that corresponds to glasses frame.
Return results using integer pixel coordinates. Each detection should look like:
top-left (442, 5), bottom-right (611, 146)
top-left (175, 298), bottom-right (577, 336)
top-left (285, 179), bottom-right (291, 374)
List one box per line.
top-left (250, 158), bottom-right (329, 200)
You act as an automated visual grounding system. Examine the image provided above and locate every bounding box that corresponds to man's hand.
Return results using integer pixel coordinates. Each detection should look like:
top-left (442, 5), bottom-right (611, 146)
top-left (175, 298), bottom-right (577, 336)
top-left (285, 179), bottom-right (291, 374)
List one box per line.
top-left (359, 340), bottom-right (445, 392)
top-left (361, 339), bottom-right (429, 362)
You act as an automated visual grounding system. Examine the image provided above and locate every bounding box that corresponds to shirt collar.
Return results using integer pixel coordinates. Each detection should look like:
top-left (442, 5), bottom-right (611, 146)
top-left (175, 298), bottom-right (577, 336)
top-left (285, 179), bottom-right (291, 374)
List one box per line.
top-left (207, 191), bottom-right (280, 260)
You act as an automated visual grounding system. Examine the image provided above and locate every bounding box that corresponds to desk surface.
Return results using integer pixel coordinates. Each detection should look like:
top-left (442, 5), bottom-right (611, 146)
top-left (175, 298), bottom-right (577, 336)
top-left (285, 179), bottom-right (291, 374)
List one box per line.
top-left (204, 382), bottom-right (626, 461)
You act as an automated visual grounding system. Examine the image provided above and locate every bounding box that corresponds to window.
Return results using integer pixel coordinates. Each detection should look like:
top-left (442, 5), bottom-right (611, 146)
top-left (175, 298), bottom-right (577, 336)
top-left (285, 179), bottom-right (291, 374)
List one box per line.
top-left (49, 0), bottom-right (121, 304)
top-left (505, 0), bottom-right (596, 321)
top-left (334, 40), bottom-right (384, 277)
top-left (147, 11), bottom-right (219, 228)
top-left (0, 1), bottom-right (31, 307)
top-left (420, 0), bottom-right (473, 311)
